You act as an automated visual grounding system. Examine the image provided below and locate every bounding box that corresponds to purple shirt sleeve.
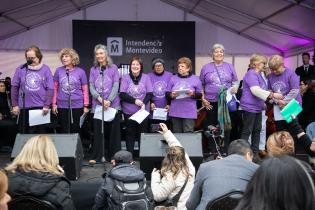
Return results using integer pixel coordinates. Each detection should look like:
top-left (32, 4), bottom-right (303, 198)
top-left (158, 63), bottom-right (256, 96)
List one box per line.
top-left (145, 75), bottom-right (153, 93)
top-left (245, 71), bottom-right (260, 88)
top-left (80, 68), bottom-right (88, 85)
top-left (53, 68), bottom-right (59, 82)
top-left (229, 63), bottom-right (238, 82)
top-left (119, 75), bottom-right (129, 93)
top-left (199, 66), bottom-right (206, 86)
top-left (44, 68), bottom-right (54, 107)
top-left (11, 67), bottom-right (21, 107)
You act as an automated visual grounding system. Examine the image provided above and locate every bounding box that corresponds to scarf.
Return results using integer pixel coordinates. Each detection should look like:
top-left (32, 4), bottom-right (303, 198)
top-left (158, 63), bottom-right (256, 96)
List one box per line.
top-left (217, 86), bottom-right (232, 138)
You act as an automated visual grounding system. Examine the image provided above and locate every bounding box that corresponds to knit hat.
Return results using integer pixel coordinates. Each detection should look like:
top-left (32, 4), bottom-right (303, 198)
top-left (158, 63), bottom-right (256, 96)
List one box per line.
top-left (152, 58), bottom-right (165, 68)
top-left (112, 150), bottom-right (133, 164)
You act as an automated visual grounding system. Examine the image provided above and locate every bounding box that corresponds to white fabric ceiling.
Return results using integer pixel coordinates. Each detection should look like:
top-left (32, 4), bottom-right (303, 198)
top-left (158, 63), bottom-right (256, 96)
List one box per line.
top-left (0, 0), bottom-right (314, 56)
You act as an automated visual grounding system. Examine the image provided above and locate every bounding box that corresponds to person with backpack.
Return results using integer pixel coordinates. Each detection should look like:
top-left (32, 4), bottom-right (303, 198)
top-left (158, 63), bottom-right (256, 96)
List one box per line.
top-left (93, 150), bottom-right (154, 210)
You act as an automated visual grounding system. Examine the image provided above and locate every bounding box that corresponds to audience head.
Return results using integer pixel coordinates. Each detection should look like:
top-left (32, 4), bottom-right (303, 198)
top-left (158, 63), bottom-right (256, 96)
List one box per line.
top-left (235, 155), bottom-right (315, 210)
top-left (130, 56), bottom-right (143, 76)
top-left (24, 45), bottom-right (43, 66)
top-left (152, 58), bottom-right (165, 74)
top-left (0, 81), bottom-right (6, 93)
top-left (111, 150), bottom-right (134, 166)
top-left (94, 44), bottom-right (113, 67)
top-left (211, 43), bottom-right (225, 63)
top-left (177, 57), bottom-right (192, 76)
top-left (5, 135), bottom-right (64, 176)
top-left (0, 171), bottom-right (10, 210)
top-left (249, 54), bottom-right (267, 71)
top-left (59, 48), bottom-right (80, 67)
top-left (228, 139), bottom-right (253, 161)
top-left (267, 131), bottom-right (295, 156)
top-left (268, 55), bottom-right (285, 75)
top-left (302, 52), bottom-right (311, 65)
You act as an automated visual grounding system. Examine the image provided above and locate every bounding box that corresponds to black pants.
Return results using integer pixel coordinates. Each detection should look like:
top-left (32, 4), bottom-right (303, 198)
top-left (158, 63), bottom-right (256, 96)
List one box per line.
top-left (58, 108), bottom-right (83, 134)
top-left (124, 113), bottom-right (148, 155)
top-left (241, 111), bottom-right (262, 154)
top-left (91, 112), bottom-right (121, 161)
top-left (0, 118), bottom-right (17, 147)
top-left (18, 108), bottom-right (48, 134)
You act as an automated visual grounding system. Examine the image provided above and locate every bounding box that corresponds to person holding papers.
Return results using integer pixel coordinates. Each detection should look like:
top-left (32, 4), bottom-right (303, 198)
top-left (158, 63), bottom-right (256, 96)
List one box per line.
top-left (166, 57), bottom-right (202, 133)
top-left (11, 45), bottom-right (54, 134)
top-left (268, 55), bottom-right (302, 131)
top-left (120, 57), bottom-right (153, 154)
top-left (89, 44), bottom-right (121, 164)
top-left (148, 58), bottom-right (173, 131)
top-left (52, 48), bottom-right (89, 134)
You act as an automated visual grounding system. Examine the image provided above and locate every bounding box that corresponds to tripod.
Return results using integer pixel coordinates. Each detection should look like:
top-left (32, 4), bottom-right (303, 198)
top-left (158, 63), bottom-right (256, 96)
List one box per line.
top-left (100, 65), bottom-right (106, 162)
top-left (66, 69), bottom-right (73, 133)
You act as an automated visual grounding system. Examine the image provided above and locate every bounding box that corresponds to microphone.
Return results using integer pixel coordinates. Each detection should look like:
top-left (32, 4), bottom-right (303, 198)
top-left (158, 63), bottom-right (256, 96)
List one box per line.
top-left (66, 67), bottom-right (70, 76)
top-left (100, 65), bottom-right (105, 74)
top-left (22, 59), bottom-right (33, 69)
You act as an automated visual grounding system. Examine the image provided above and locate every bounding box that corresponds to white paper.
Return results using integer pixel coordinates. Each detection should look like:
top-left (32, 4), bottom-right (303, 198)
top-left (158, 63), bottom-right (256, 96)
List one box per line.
top-left (226, 87), bottom-right (239, 104)
top-left (79, 112), bottom-right (87, 128)
top-left (175, 89), bottom-right (190, 99)
top-left (129, 109), bottom-right (150, 124)
top-left (94, 105), bottom-right (117, 122)
top-left (273, 105), bottom-right (284, 121)
top-left (29, 109), bottom-right (51, 126)
top-left (153, 108), bottom-right (168, 121)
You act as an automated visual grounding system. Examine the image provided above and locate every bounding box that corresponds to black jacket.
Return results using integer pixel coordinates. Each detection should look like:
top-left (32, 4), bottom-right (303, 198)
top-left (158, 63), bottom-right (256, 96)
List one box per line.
top-left (295, 64), bottom-right (315, 82)
top-left (7, 169), bottom-right (75, 210)
top-left (94, 164), bottom-right (153, 210)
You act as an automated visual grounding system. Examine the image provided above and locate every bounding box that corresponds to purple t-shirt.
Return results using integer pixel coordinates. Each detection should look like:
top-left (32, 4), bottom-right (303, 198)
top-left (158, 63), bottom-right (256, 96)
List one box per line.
top-left (120, 73), bottom-right (153, 115)
top-left (54, 66), bottom-right (87, 108)
top-left (12, 64), bottom-right (54, 108)
top-left (89, 65), bottom-right (120, 110)
top-left (200, 62), bottom-right (238, 102)
top-left (148, 71), bottom-right (173, 108)
top-left (241, 69), bottom-right (267, 113)
top-left (167, 74), bottom-right (202, 119)
top-left (268, 68), bottom-right (302, 104)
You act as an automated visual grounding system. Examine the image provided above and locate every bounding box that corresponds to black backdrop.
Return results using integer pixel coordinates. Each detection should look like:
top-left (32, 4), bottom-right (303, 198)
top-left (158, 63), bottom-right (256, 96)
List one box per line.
top-left (72, 20), bottom-right (195, 75)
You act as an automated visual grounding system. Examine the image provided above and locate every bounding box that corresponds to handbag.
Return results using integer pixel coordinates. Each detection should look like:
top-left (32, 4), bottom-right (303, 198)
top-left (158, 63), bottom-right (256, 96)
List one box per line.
top-left (154, 177), bottom-right (189, 209)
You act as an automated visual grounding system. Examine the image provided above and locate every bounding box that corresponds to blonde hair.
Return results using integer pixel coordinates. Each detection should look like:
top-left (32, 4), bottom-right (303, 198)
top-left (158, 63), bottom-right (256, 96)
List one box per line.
top-left (59, 48), bottom-right (80, 66)
top-left (268, 55), bottom-right (284, 70)
top-left (249, 54), bottom-right (267, 68)
top-left (5, 135), bottom-right (64, 176)
top-left (177, 57), bottom-right (192, 71)
top-left (267, 131), bottom-right (295, 156)
top-left (161, 146), bottom-right (190, 179)
top-left (0, 171), bottom-right (8, 200)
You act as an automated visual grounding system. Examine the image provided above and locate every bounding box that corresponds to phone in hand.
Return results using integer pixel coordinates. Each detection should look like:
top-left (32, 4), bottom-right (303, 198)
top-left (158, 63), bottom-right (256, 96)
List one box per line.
top-left (151, 123), bottom-right (161, 132)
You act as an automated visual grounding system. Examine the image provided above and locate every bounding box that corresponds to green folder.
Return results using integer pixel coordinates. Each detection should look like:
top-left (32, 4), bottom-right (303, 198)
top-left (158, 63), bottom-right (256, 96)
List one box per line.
top-left (280, 99), bottom-right (303, 123)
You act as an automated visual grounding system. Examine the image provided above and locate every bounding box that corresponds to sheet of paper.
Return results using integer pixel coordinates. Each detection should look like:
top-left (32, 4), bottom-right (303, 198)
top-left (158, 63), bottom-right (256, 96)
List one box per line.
top-left (175, 89), bottom-right (190, 99)
top-left (93, 105), bottom-right (117, 122)
top-left (129, 109), bottom-right (150, 124)
top-left (79, 112), bottom-right (87, 128)
top-left (29, 109), bottom-right (51, 126)
top-left (273, 105), bottom-right (284, 121)
top-left (153, 108), bottom-right (168, 121)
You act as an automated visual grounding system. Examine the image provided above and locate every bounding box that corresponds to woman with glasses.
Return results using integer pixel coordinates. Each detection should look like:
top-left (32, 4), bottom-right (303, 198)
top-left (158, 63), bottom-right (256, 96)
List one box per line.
top-left (11, 45), bottom-right (54, 134)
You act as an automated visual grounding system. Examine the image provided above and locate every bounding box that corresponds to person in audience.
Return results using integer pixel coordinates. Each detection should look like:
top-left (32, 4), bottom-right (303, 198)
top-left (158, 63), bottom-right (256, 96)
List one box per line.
top-left (295, 52), bottom-right (315, 82)
top-left (266, 131), bottom-right (295, 156)
top-left (120, 57), bottom-right (153, 154)
top-left (89, 44), bottom-right (121, 164)
top-left (200, 43), bottom-right (239, 147)
top-left (151, 123), bottom-right (195, 210)
top-left (0, 171), bottom-right (11, 210)
top-left (93, 150), bottom-right (154, 210)
top-left (166, 57), bottom-right (202, 133)
top-left (148, 58), bottom-right (173, 131)
top-left (5, 135), bottom-right (75, 210)
top-left (52, 48), bottom-right (89, 134)
top-left (186, 139), bottom-right (258, 210)
top-left (268, 55), bottom-right (301, 131)
top-left (11, 45), bottom-right (54, 134)
top-left (240, 54), bottom-right (283, 157)
top-left (235, 155), bottom-right (315, 210)
top-left (299, 80), bottom-right (315, 129)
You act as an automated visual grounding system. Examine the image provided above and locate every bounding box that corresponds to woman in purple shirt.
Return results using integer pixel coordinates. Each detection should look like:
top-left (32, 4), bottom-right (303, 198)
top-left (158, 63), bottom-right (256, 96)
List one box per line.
top-left (120, 57), bottom-right (153, 154)
top-left (52, 48), bottom-right (89, 134)
top-left (11, 45), bottom-right (53, 134)
top-left (166, 57), bottom-right (202, 133)
top-left (89, 44), bottom-right (121, 164)
top-left (200, 43), bottom-right (238, 147)
top-left (240, 54), bottom-right (283, 155)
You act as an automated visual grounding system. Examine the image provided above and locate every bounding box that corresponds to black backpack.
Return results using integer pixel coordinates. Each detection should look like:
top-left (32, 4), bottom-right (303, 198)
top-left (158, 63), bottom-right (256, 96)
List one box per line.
top-left (108, 177), bottom-right (154, 210)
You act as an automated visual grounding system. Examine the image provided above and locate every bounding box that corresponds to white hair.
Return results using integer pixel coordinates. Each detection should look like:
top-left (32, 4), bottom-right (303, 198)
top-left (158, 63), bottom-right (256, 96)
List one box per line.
top-left (211, 43), bottom-right (225, 54)
top-left (93, 44), bottom-right (113, 67)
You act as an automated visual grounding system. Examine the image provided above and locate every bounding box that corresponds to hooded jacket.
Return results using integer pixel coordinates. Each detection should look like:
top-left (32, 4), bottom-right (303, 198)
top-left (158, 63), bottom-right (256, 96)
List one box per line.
top-left (7, 169), bottom-right (75, 210)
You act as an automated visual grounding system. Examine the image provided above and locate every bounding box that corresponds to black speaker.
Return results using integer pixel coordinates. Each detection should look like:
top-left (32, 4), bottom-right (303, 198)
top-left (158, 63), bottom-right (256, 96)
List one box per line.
top-left (140, 133), bottom-right (203, 179)
top-left (11, 133), bottom-right (83, 180)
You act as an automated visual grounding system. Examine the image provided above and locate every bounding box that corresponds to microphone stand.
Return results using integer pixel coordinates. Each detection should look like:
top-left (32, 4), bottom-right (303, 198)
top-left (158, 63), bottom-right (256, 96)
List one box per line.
top-left (22, 67), bottom-right (28, 134)
top-left (100, 65), bottom-right (105, 162)
top-left (66, 68), bottom-right (73, 133)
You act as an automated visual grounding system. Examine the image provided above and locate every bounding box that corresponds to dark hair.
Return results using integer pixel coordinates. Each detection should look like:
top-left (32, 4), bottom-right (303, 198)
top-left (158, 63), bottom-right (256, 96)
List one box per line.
top-left (130, 56), bottom-right (143, 72)
top-left (227, 139), bottom-right (252, 156)
top-left (25, 45), bottom-right (43, 63)
top-left (302, 52), bottom-right (311, 58)
top-left (235, 156), bottom-right (315, 210)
